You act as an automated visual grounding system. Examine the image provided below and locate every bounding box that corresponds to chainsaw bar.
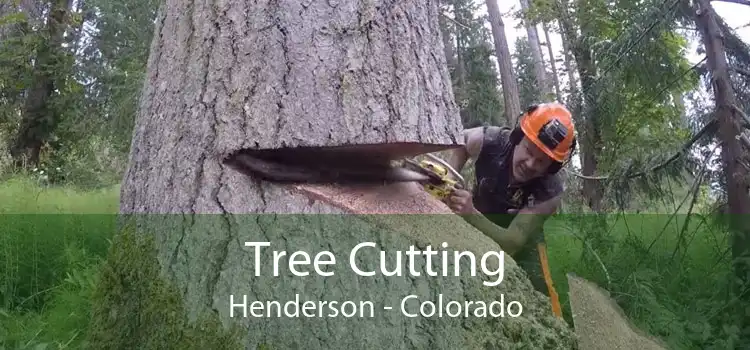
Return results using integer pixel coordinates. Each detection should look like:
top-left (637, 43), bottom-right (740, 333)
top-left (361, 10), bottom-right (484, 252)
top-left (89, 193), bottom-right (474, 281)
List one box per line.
top-left (400, 156), bottom-right (466, 189)
top-left (224, 150), bottom-right (431, 185)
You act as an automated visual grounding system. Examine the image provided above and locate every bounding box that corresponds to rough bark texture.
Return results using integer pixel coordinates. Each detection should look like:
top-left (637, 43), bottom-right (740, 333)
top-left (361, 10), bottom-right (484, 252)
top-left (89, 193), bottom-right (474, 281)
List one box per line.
top-left (120, 0), bottom-right (466, 214)
top-left (485, 0), bottom-right (521, 126)
top-left (106, 0), bottom-right (578, 349)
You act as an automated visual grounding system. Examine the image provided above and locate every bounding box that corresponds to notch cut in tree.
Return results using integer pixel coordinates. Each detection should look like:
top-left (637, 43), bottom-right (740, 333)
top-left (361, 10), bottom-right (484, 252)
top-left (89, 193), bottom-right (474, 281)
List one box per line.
top-left (100, 0), bottom-right (579, 349)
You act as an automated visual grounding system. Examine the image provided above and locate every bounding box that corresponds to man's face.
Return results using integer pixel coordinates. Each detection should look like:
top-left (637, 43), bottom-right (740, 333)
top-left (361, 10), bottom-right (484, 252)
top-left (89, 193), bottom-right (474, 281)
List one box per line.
top-left (511, 137), bottom-right (555, 182)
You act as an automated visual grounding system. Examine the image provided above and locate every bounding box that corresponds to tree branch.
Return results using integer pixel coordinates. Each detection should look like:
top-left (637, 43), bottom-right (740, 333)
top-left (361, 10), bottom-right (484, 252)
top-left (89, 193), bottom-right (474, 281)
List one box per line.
top-left (732, 66), bottom-right (750, 79)
top-left (712, 0), bottom-right (750, 6)
top-left (565, 118), bottom-right (719, 181)
top-left (733, 104), bottom-right (750, 127)
top-left (440, 12), bottom-right (470, 30)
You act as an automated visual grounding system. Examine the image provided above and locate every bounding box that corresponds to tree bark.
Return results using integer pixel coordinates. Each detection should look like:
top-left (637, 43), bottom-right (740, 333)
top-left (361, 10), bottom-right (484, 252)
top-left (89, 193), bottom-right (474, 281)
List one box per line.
top-left (485, 0), bottom-right (521, 125)
top-left (96, 0), bottom-right (578, 348)
top-left (120, 0), bottom-right (469, 214)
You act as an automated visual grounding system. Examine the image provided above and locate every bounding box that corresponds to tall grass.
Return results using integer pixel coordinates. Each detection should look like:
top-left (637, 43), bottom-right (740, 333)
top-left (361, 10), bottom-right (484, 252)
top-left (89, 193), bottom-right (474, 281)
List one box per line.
top-left (0, 176), bottom-right (119, 349)
top-left (0, 175), bottom-right (741, 349)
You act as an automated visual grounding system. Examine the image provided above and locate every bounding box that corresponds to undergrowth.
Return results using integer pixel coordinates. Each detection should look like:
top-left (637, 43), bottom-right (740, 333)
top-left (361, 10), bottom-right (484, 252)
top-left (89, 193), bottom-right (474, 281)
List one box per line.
top-left (0, 175), bottom-right (744, 349)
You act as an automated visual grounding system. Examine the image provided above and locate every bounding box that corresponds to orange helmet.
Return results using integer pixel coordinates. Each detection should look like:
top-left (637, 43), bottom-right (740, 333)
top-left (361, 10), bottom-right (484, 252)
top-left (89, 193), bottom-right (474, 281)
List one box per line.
top-left (519, 103), bottom-right (576, 163)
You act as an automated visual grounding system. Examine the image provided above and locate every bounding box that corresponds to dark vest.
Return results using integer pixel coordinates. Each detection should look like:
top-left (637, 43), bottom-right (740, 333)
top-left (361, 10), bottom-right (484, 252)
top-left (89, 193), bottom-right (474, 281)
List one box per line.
top-left (471, 126), bottom-right (562, 229)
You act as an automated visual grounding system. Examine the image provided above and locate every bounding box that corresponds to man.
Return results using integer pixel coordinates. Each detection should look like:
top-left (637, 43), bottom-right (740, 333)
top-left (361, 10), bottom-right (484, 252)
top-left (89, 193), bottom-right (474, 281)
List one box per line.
top-left (444, 102), bottom-right (577, 318)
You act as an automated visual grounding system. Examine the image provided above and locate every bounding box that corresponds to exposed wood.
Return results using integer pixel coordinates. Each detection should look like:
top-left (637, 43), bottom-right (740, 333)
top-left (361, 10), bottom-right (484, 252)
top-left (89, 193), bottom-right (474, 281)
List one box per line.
top-left (103, 2), bottom-right (584, 348)
top-left (120, 0), bottom-right (466, 214)
top-left (567, 273), bottom-right (669, 350)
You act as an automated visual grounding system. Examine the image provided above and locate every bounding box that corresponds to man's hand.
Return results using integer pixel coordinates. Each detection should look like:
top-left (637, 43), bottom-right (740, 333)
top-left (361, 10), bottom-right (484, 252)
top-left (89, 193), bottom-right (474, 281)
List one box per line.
top-left (447, 189), bottom-right (477, 214)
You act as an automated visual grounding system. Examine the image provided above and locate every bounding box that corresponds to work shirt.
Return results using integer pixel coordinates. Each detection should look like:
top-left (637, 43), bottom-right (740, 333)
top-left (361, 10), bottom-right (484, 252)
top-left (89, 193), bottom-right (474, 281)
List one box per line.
top-left (470, 126), bottom-right (564, 293)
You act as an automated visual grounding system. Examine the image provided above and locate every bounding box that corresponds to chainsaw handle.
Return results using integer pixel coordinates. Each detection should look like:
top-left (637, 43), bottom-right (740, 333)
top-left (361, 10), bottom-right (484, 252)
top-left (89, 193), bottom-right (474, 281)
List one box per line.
top-left (424, 153), bottom-right (466, 188)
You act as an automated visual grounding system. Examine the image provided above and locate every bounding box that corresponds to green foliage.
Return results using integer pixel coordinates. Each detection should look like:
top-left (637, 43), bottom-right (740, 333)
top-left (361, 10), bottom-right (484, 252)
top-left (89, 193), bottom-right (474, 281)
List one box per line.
top-left (457, 44), bottom-right (504, 127)
top-left (0, 179), bottom-right (243, 350)
top-left (0, 179), bottom-right (118, 349)
top-left (546, 213), bottom-right (744, 349)
top-left (443, 0), bottom-right (504, 127)
top-left (86, 222), bottom-right (244, 350)
top-left (80, 0), bottom-right (160, 153)
top-left (513, 37), bottom-right (543, 108)
top-left (538, 0), bottom-right (704, 213)
top-left (0, 0), bottom-right (745, 347)
top-left (0, 0), bottom-right (159, 188)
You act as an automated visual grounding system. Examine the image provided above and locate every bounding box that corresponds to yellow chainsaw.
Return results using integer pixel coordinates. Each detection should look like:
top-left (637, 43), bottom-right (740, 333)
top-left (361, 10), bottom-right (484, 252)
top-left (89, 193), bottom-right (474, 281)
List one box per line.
top-left (399, 153), bottom-right (466, 202)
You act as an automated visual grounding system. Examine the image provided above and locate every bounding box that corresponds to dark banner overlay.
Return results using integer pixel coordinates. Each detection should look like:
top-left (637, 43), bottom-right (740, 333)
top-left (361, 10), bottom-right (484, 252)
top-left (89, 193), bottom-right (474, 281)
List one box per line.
top-left (2, 213), bottom-right (731, 347)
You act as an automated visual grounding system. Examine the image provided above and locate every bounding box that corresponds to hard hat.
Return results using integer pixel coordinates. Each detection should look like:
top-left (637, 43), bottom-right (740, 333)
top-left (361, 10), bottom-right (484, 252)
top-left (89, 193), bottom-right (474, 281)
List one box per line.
top-left (519, 103), bottom-right (576, 163)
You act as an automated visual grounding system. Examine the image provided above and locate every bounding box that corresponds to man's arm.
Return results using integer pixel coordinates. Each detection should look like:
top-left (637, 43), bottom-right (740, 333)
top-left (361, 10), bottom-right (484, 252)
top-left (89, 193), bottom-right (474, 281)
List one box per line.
top-left (463, 177), bottom-right (564, 255)
top-left (516, 194), bottom-right (562, 215)
top-left (459, 208), bottom-right (532, 256)
top-left (446, 127), bottom-right (484, 174)
top-left (447, 126), bottom-right (557, 255)
top-left (502, 177), bottom-right (565, 248)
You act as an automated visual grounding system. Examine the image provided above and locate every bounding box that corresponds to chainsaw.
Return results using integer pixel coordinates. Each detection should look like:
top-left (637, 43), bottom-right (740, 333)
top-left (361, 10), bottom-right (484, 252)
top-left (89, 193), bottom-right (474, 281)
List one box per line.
top-left (398, 153), bottom-right (466, 202)
top-left (223, 147), bottom-right (466, 203)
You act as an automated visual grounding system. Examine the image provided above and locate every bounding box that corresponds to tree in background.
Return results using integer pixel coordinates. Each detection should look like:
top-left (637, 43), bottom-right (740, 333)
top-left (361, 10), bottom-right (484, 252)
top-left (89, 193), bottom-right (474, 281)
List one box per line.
top-left (441, 0), bottom-right (505, 127)
top-left (513, 37), bottom-right (543, 108)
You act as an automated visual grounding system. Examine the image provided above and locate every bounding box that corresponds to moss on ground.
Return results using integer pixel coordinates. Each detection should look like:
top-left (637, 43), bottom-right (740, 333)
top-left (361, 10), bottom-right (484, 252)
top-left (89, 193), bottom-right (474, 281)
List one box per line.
top-left (86, 221), bottom-right (244, 350)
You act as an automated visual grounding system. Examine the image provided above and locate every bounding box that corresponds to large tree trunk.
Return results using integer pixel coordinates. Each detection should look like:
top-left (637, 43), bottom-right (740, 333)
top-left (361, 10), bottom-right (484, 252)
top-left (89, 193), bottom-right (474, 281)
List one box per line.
top-left (88, 1), bottom-right (577, 349)
top-left (485, 0), bottom-right (521, 125)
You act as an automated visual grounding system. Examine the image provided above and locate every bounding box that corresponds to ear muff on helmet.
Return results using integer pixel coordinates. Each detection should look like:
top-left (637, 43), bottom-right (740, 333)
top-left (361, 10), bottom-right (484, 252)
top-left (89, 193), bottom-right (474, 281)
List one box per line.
top-left (511, 103), bottom-right (577, 175)
top-left (546, 135), bottom-right (576, 174)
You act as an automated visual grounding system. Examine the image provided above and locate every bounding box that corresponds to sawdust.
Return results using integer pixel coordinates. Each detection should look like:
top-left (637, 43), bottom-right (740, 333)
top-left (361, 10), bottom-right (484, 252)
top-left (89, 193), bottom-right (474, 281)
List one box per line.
top-left (286, 182), bottom-right (578, 349)
top-left (291, 182), bottom-right (503, 257)
top-left (567, 273), bottom-right (668, 350)
top-left (293, 182), bottom-right (453, 214)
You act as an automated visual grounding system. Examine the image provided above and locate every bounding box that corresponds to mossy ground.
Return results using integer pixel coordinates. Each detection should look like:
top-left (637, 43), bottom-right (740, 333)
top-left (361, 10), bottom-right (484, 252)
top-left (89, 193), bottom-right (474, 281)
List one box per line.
top-left (86, 221), bottom-right (244, 349)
